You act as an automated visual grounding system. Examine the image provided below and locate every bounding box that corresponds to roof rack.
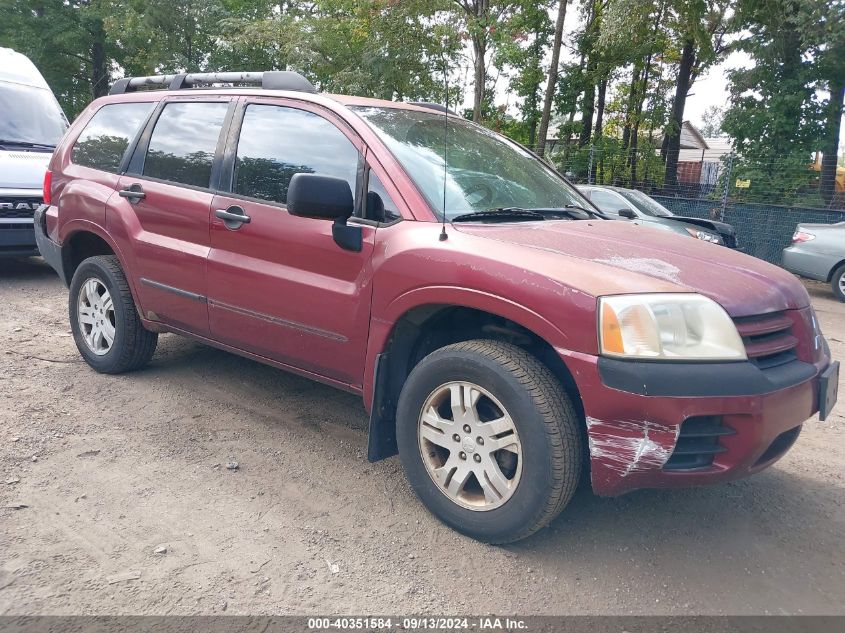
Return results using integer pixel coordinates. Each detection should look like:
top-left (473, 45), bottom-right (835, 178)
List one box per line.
top-left (109, 71), bottom-right (317, 96)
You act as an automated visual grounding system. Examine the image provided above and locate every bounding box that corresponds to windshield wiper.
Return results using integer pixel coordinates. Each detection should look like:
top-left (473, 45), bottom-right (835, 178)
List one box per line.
top-left (555, 204), bottom-right (610, 220)
top-left (451, 204), bottom-right (610, 223)
top-left (451, 208), bottom-right (547, 223)
top-left (0, 139), bottom-right (56, 150)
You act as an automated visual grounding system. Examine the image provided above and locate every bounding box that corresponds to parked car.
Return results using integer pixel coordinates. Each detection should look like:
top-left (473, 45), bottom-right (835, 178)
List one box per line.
top-left (782, 222), bottom-right (845, 302)
top-left (577, 184), bottom-right (738, 248)
top-left (0, 48), bottom-right (68, 257)
top-left (35, 71), bottom-right (838, 543)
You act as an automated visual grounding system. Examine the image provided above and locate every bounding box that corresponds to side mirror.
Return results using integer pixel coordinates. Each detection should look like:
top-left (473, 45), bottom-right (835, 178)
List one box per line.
top-left (287, 173), bottom-right (354, 220)
top-left (287, 173), bottom-right (361, 252)
top-left (618, 208), bottom-right (637, 219)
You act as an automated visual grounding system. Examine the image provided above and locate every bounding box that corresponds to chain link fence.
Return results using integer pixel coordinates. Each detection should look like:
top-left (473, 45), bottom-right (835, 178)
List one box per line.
top-left (542, 141), bottom-right (845, 264)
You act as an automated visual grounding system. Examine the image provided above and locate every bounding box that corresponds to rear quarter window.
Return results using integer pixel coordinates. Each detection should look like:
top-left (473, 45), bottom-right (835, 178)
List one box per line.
top-left (72, 102), bottom-right (155, 172)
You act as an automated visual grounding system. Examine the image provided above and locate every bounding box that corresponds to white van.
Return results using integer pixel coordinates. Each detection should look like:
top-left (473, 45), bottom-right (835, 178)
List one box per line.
top-left (0, 48), bottom-right (68, 256)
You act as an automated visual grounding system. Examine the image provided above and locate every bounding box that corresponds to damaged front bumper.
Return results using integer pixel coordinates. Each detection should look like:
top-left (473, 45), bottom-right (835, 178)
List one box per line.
top-left (560, 347), bottom-right (835, 497)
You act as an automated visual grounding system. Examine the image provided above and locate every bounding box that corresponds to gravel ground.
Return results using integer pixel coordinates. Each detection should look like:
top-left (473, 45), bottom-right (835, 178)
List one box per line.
top-left (0, 257), bottom-right (843, 616)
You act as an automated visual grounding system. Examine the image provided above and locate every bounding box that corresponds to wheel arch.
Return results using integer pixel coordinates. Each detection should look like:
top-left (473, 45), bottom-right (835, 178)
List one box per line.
top-left (59, 227), bottom-right (142, 315)
top-left (61, 228), bottom-right (118, 285)
top-left (826, 258), bottom-right (845, 283)
top-left (366, 296), bottom-right (585, 462)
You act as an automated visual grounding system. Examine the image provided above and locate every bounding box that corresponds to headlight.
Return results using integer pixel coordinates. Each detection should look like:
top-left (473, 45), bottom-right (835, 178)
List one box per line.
top-left (599, 293), bottom-right (747, 360)
top-left (685, 227), bottom-right (722, 243)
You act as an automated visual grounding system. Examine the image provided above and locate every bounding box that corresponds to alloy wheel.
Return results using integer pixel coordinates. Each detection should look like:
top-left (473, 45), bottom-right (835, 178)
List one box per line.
top-left (417, 381), bottom-right (522, 511)
top-left (77, 278), bottom-right (116, 356)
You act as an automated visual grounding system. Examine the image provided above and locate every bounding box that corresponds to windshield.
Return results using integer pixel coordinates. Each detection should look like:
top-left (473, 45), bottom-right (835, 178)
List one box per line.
top-left (353, 106), bottom-right (586, 220)
top-left (618, 189), bottom-right (674, 217)
top-left (0, 81), bottom-right (68, 147)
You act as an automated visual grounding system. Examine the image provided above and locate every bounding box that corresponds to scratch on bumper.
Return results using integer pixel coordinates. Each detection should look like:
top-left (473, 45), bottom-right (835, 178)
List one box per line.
top-left (586, 416), bottom-right (680, 479)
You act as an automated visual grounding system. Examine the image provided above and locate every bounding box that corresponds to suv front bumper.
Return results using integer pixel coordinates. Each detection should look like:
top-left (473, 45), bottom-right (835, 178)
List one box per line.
top-left (559, 348), bottom-right (837, 496)
top-left (0, 219), bottom-right (37, 257)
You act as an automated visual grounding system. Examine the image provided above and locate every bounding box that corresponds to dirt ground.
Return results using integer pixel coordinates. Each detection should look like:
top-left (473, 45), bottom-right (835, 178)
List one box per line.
top-left (0, 257), bottom-right (843, 616)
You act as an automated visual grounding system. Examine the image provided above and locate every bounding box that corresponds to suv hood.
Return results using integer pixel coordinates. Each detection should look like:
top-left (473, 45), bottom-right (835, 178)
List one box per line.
top-left (0, 149), bottom-right (51, 190)
top-left (454, 220), bottom-right (809, 317)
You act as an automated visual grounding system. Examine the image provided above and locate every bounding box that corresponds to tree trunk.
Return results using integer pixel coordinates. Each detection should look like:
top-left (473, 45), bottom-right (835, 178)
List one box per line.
top-left (536, 0), bottom-right (568, 157)
top-left (89, 18), bottom-right (108, 98)
top-left (629, 53), bottom-right (656, 186)
top-left (590, 76), bottom-right (607, 182)
top-left (821, 78), bottom-right (844, 205)
top-left (621, 66), bottom-right (640, 151)
top-left (629, 124), bottom-right (640, 186)
top-left (471, 34), bottom-right (486, 122)
top-left (663, 38), bottom-right (696, 192)
top-left (594, 77), bottom-right (607, 139)
top-left (526, 22), bottom-right (544, 149)
top-left (461, 0), bottom-right (492, 123)
top-left (577, 56), bottom-right (597, 148)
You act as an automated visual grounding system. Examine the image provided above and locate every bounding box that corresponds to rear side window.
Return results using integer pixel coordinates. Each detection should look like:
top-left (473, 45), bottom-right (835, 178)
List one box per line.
top-left (72, 102), bottom-right (154, 172)
top-left (143, 102), bottom-right (229, 188)
top-left (233, 104), bottom-right (359, 205)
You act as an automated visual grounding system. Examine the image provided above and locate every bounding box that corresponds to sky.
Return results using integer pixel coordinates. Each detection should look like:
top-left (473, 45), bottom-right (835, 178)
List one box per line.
top-left (684, 58), bottom-right (737, 132)
top-left (457, 15), bottom-right (844, 155)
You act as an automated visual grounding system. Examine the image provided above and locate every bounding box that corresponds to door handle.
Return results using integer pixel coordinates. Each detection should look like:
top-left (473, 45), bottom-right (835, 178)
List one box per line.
top-left (118, 185), bottom-right (145, 203)
top-left (215, 206), bottom-right (251, 228)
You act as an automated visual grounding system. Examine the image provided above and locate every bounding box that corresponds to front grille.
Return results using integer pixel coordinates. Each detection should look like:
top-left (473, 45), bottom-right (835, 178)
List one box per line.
top-left (663, 416), bottom-right (734, 471)
top-left (0, 198), bottom-right (41, 220)
top-left (733, 312), bottom-right (797, 369)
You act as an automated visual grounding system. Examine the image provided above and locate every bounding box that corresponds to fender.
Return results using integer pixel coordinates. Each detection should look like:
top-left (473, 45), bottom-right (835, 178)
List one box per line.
top-left (58, 219), bottom-right (143, 311)
top-left (363, 284), bottom-right (573, 408)
top-left (362, 285), bottom-right (576, 461)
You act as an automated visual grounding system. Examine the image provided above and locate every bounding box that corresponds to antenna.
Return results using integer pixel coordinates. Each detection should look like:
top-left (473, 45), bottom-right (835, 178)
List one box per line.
top-left (439, 51), bottom-right (449, 242)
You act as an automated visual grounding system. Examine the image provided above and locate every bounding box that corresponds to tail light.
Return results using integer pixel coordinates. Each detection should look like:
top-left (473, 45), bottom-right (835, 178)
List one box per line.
top-left (43, 170), bottom-right (53, 205)
top-left (792, 231), bottom-right (815, 243)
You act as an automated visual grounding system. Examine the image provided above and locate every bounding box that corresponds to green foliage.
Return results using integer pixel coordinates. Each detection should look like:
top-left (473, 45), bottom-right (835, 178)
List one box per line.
top-left (727, 153), bottom-right (823, 206)
top-left (721, 0), bottom-right (843, 207)
top-left (555, 137), bottom-right (666, 189)
top-left (0, 0), bottom-right (840, 211)
top-left (221, 0), bottom-right (461, 101)
top-left (0, 0), bottom-right (115, 116)
top-left (492, 0), bottom-right (554, 143)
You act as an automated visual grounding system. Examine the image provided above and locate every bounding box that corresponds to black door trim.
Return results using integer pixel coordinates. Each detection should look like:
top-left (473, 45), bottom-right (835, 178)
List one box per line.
top-left (140, 277), bottom-right (207, 303)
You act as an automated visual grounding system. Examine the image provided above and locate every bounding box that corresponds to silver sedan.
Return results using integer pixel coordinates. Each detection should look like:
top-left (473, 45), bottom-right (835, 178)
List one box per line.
top-left (782, 222), bottom-right (845, 302)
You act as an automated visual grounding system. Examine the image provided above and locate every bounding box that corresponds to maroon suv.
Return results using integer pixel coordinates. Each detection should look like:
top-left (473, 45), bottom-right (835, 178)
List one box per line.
top-left (35, 71), bottom-right (839, 543)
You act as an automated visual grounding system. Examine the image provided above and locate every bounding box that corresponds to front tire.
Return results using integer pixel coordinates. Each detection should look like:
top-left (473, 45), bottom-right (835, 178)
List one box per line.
top-left (831, 264), bottom-right (845, 302)
top-left (69, 255), bottom-right (158, 373)
top-left (396, 340), bottom-right (582, 543)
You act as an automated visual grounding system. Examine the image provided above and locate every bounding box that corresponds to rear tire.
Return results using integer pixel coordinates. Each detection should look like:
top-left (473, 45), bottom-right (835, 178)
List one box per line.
top-left (831, 264), bottom-right (845, 302)
top-left (396, 340), bottom-right (582, 543)
top-left (69, 255), bottom-right (157, 373)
